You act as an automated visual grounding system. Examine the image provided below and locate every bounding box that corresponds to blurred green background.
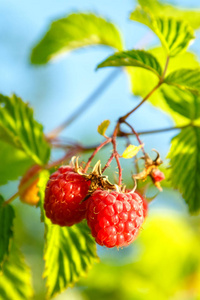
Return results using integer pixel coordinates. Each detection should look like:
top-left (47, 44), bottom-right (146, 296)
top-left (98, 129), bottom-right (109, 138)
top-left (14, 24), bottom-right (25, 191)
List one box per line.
top-left (1, 0), bottom-right (200, 299)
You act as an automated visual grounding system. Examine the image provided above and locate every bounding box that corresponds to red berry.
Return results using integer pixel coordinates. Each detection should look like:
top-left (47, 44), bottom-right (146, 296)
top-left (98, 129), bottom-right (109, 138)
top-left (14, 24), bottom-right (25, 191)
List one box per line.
top-left (134, 191), bottom-right (148, 219)
top-left (44, 166), bottom-right (90, 226)
top-left (151, 169), bottom-right (165, 182)
top-left (86, 190), bottom-right (145, 248)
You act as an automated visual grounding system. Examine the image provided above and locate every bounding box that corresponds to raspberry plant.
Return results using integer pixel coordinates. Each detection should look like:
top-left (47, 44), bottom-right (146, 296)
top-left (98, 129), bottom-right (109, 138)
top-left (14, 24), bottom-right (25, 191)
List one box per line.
top-left (1, 1), bottom-right (200, 299)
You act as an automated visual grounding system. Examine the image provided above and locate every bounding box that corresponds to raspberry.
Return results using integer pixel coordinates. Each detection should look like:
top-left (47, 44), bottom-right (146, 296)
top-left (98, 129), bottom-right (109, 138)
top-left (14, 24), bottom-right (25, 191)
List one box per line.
top-left (135, 191), bottom-right (148, 219)
top-left (86, 190), bottom-right (145, 248)
top-left (142, 196), bottom-right (148, 219)
top-left (19, 165), bottom-right (40, 206)
top-left (151, 169), bottom-right (165, 182)
top-left (44, 165), bottom-right (90, 226)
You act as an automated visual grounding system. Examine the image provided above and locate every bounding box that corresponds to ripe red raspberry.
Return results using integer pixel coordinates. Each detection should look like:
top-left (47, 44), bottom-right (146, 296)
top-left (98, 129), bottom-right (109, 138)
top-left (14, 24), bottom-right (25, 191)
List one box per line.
top-left (135, 191), bottom-right (148, 219)
top-left (142, 196), bottom-right (148, 219)
top-left (86, 190), bottom-right (145, 248)
top-left (151, 169), bottom-right (165, 182)
top-left (44, 165), bottom-right (90, 226)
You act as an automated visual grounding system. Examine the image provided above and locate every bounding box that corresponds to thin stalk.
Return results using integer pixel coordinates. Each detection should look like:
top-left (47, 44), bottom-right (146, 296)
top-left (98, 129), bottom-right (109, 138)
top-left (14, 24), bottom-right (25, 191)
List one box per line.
top-left (50, 124), bottom-right (194, 153)
top-left (123, 120), bottom-right (145, 155)
top-left (118, 124), bottom-right (192, 137)
top-left (118, 55), bottom-right (170, 123)
top-left (119, 82), bottom-right (162, 122)
top-left (3, 192), bottom-right (19, 206)
top-left (137, 124), bottom-right (192, 135)
top-left (112, 123), bottom-right (122, 186)
top-left (83, 138), bottom-right (112, 173)
top-left (115, 154), bottom-right (122, 186)
top-left (101, 124), bottom-right (122, 185)
top-left (102, 152), bottom-right (115, 173)
top-left (161, 56), bottom-right (170, 80)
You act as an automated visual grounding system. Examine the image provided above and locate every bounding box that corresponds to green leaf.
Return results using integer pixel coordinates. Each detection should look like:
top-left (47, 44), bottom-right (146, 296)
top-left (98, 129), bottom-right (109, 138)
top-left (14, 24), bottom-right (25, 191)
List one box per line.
top-left (0, 94), bottom-right (50, 166)
top-left (130, 7), bottom-right (195, 57)
top-left (44, 222), bottom-right (98, 299)
top-left (0, 196), bottom-right (15, 270)
top-left (97, 50), bottom-right (162, 77)
top-left (161, 87), bottom-right (200, 122)
top-left (0, 241), bottom-right (33, 300)
top-left (138, 0), bottom-right (200, 30)
top-left (127, 48), bottom-right (200, 123)
top-left (97, 120), bottom-right (110, 136)
top-left (164, 69), bottom-right (200, 95)
top-left (168, 126), bottom-right (200, 213)
top-left (31, 13), bottom-right (123, 64)
top-left (0, 141), bottom-right (33, 186)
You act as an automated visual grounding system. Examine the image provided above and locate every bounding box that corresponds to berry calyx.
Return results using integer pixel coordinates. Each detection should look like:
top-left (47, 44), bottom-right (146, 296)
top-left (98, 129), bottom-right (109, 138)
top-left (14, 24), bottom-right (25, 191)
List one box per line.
top-left (86, 189), bottom-right (145, 248)
top-left (44, 165), bottom-right (90, 226)
top-left (18, 165), bottom-right (40, 206)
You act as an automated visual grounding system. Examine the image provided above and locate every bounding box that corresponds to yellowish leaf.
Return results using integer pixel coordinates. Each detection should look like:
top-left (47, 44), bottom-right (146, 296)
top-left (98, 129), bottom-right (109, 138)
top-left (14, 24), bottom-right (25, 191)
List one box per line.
top-left (97, 120), bottom-right (110, 136)
top-left (122, 144), bottom-right (144, 159)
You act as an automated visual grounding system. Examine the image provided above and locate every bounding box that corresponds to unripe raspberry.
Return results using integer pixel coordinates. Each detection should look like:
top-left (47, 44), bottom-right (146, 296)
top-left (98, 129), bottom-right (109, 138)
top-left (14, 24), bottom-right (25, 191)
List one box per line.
top-left (44, 166), bottom-right (90, 226)
top-left (18, 165), bottom-right (40, 206)
top-left (86, 190), bottom-right (145, 248)
top-left (151, 169), bottom-right (165, 182)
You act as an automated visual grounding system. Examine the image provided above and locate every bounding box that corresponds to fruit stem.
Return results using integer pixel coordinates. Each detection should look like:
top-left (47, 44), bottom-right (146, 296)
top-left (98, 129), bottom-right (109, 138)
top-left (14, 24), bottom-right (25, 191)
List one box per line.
top-left (115, 153), bottom-right (122, 186)
top-left (83, 138), bottom-right (112, 173)
top-left (101, 123), bottom-right (122, 185)
top-left (112, 123), bottom-right (122, 186)
top-left (102, 152), bottom-right (115, 173)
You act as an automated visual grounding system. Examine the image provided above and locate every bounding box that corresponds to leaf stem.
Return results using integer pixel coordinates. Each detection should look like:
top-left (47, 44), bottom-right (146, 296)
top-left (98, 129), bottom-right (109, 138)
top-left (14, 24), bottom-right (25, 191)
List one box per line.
top-left (3, 192), bottom-right (19, 206)
top-left (118, 55), bottom-right (170, 124)
top-left (161, 56), bottom-right (170, 80)
top-left (119, 82), bottom-right (162, 122)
